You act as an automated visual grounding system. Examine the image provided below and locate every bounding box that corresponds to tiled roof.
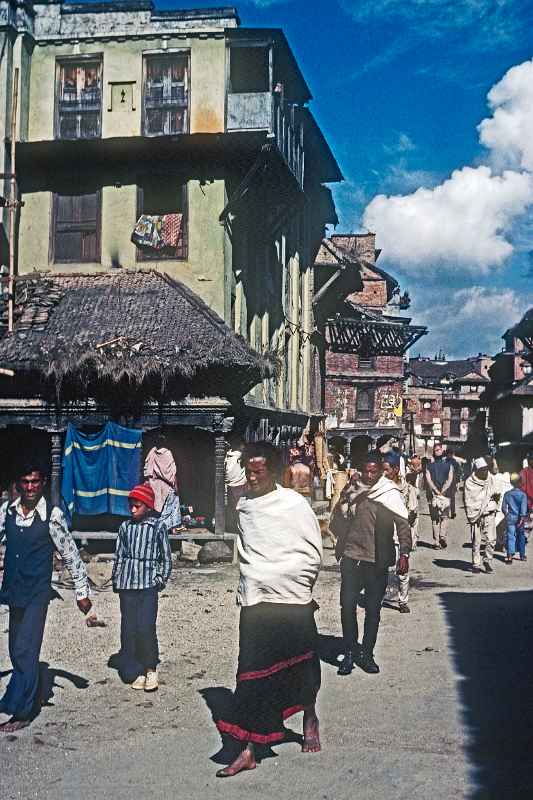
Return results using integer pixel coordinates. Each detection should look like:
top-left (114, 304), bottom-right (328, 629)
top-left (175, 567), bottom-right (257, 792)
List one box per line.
top-left (408, 358), bottom-right (488, 382)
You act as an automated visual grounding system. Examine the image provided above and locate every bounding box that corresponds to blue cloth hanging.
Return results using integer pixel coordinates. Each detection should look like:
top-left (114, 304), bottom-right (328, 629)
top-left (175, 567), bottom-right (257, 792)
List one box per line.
top-left (61, 422), bottom-right (143, 519)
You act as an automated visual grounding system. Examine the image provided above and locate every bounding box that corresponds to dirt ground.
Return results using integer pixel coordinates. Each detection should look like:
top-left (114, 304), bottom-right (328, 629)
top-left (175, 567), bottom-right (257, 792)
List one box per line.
top-left (2, 500), bottom-right (533, 799)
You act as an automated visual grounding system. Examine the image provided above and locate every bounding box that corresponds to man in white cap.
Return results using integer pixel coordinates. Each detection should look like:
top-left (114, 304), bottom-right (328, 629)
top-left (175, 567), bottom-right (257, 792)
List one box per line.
top-left (464, 457), bottom-right (499, 574)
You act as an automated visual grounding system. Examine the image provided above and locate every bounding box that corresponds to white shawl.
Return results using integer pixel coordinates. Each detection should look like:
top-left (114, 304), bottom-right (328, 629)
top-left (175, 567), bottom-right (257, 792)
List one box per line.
top-left (366, 475), bottom-right (409, 520)
top-left (236, 485), bottom-right (323, 607)
top-left (464, 473), bottom-right (495, 523)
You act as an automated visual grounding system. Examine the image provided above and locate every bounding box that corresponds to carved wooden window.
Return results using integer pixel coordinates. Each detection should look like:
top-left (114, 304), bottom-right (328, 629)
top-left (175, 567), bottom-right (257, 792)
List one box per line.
top-left (136, 179), bottom-right (188, 260)
top-left (143, 54), bottom-right (189, 136)
top-left (56, 59), bottom-right (102, 139)
top-left (51, 189), bottom-right (101, 263)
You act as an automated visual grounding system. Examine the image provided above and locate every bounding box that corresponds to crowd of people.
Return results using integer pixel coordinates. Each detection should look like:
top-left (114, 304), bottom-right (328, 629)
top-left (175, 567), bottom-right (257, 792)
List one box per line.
top-left (1, 442), bottom-right (532, 779)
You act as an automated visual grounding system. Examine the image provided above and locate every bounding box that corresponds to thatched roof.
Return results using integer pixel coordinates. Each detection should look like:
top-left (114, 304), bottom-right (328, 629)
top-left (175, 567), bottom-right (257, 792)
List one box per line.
top-left (0, 270), bottom-right (274, 401)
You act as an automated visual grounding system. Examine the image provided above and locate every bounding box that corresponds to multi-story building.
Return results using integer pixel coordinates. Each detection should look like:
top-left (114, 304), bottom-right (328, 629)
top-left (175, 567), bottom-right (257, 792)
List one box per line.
top-left (313, 232), bottom-right (426, 463)
top-left (405, 353), bottom-right (492, 454)
top-left (0, 0), bottom-right (341, 440)
top-left (483, 310), bottom-right (533, 467)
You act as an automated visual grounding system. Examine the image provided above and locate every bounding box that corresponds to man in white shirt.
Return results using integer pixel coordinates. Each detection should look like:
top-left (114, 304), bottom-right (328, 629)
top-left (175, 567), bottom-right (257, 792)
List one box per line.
top-left (0, 463), bottom-right (91, 732)
top-left (224, 436), bottom-right (247, 533)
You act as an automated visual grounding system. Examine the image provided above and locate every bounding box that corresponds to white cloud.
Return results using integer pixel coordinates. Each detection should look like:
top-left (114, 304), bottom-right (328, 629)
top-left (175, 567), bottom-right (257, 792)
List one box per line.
top-left (383, 132), bottom-right (416, 155)
top-left (478, 58), bottom-right (533, 172)
top-left (362, 59), bottom-right (533, 272)
top-left (364, 166), bottom-right (532, 271)
top-left (339, 0), bottom-right (528, 46)
top-left (412, 285), bottom-right (531, 357)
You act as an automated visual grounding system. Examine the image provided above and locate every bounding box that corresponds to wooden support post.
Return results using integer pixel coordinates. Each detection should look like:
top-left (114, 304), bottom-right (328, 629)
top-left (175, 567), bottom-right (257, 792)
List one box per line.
top-left (50, 431), bottom-right (62, 507)
top-left (214, 427), bottom-right (226, 537)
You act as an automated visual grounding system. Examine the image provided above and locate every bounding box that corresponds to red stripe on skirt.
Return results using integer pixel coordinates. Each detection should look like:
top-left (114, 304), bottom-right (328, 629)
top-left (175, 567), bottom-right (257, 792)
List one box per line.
top-left (237, 650), bottom-right (314, 682)
top-left (217, 705), bottom-right (304, 744)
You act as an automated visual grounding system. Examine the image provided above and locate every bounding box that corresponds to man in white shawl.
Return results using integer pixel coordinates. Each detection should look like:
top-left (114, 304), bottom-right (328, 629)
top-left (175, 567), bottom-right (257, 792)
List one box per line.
top-left (331, 451), bottom-right (411, 676)
top-left (464, 457), bottom-right (499, 574)
top-left (215, 442), bottom-right (323, 779)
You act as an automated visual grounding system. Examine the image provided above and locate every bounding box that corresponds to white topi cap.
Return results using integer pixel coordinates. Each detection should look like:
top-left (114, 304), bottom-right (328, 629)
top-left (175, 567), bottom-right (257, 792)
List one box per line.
top-left (473, 457), bottom-right (488, 470)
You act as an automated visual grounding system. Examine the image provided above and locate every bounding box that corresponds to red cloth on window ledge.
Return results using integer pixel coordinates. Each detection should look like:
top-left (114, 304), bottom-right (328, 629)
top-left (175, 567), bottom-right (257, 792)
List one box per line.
top-left (162, 213), bottom-right (183, 248)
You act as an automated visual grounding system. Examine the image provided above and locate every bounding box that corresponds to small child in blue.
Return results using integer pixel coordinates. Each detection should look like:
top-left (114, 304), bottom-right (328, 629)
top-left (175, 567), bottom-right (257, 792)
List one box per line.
top-left (502, 474), bottom-right (528, 564)
top-left (112, 483), bottom-right (172, 691)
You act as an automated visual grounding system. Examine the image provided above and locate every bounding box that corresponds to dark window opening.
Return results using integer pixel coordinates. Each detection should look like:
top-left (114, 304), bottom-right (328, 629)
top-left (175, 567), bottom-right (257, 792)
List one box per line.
top-left (56, 59), bottom-right (102, 139)
top-left (356, 388), bottom-right (372, 419)
top-left (136, 180), bottom-right (188, 261)
top-left (143, 54), bottom-right (189, 136)
top-left (51, 189), bottom-right (101, 263)
top-left (229, 46), bottom-right (270, 93)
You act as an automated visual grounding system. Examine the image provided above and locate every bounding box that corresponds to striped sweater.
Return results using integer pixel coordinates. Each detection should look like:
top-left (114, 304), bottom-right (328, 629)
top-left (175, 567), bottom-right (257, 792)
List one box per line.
top-left (112, 516), bottom-right (172, 591)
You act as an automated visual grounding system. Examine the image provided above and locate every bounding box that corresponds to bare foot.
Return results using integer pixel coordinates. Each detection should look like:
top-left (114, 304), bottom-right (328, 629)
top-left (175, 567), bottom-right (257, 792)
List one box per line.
top-left (0, 718), bottom-right (30, 733)
top-left (216, 747), bottom-right (257, 778)
top-left (302, 713), bottom-right (321, 753)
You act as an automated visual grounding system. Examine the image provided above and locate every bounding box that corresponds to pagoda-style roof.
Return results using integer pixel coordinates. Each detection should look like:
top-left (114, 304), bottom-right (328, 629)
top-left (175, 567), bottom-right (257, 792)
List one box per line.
top-left (506, 308), bottom-right (533, 354)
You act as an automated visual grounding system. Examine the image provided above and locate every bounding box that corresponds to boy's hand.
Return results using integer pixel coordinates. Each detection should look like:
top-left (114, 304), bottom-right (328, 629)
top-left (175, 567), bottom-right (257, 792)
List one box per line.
top-left (77, 598), bottom-right (92, 615)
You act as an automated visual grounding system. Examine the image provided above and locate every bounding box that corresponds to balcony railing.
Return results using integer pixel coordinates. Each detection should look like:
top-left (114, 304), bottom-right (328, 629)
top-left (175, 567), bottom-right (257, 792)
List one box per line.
top-left (227, 92), bottom-right (304, 188)
top-left (144, 86), bottom-right (188, 109)
top-left (57, 89), bottom-right (101, 139)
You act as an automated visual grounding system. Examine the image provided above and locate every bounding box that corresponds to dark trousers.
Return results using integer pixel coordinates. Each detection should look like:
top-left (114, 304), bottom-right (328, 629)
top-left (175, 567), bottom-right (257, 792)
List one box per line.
top-left (340, 557), bottom-right (388, 656)
top-left (0, 603), bottom-right (48, 720)
top-left (119, 588), bottom-right (159, 681)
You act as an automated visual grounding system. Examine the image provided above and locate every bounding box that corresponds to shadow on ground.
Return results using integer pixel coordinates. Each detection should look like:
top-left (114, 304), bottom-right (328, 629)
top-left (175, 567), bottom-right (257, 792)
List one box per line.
top-left (198, 687), bottom-right (299, 766)
top-left (434, 558), bottom-right (473, 572)
top-left (441, 590), bottom-right (533, 799)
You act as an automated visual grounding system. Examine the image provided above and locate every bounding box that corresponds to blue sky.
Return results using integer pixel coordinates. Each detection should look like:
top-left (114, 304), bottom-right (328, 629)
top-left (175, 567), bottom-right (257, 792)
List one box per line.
top-left (160, 0), bottom-right (533, 357)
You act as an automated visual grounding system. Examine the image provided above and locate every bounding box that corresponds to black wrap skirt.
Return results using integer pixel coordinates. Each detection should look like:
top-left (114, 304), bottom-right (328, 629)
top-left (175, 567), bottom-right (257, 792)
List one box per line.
top-left (216, 601), bottom-right (321, 745)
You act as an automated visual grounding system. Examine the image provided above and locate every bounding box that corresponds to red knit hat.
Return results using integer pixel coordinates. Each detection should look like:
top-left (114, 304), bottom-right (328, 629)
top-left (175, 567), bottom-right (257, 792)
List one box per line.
top-left (128, 483), bottom-right (155, 510)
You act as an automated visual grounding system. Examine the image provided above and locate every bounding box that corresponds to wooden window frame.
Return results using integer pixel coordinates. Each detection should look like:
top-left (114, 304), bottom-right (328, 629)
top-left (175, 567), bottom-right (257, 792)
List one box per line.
top-left (142, 51), bottom-right (190, 137)
top-left (54, 54), bottom-right (103, 140)
top-left (356, 387), bottom-right (373, 420)
top-left (50, 189), bottom-right (102, 264)
top-left (135, 182), bottom-right (188, 262)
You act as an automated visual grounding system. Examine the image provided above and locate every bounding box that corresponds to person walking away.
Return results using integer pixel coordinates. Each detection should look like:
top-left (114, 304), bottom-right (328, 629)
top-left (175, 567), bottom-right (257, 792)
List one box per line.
top-left (445, 448), bottom-right (461, 518)
top-left (464, 458), bottom-right (498, 574)
top-left (282, 446), bottom-right (313, 505)
top-left (383, 453), bottom-right (415, 614)
top-left (224, 435), bottom-right (247, 534)
top-left (112, 483), bottom-right (172, 692)
top-left (332, 452), bottom-right (411, 675)
top-left (143, 434), bottom-right (181, 531)
top-left (215, 442), bottom-right (322, 778)
top-left (425, 444), bottom-right (453, 549)
top-left (519, 452), bottom-right (533, 512)
top-left (502, 474), bottom-right (528, 564)
top-left (489, 457), bottom-right (512, 551)
top-left (0, 463), bottom-right (92, 733)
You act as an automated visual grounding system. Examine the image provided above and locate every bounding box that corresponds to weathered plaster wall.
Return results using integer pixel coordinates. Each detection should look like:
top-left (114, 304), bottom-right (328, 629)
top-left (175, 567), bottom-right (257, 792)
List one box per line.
top-left (27, 35), bottom-right (226, 141)
top-left (18, 177), bottom-right (227, 317)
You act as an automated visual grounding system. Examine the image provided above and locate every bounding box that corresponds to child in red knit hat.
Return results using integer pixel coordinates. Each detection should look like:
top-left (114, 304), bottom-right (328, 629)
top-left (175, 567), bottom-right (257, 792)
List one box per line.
top-left (112, 483), bottom-right (172, 692)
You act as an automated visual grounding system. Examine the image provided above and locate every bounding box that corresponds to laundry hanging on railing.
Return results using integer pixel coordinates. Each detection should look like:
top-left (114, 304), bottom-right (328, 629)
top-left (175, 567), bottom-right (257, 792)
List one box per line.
top-left (131, 213), bottom-right (183, 251)
top-left (61, 422), bottom-right (143, 519)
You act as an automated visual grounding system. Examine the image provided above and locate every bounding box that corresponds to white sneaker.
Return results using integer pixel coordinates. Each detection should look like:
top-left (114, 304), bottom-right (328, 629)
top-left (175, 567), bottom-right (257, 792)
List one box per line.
top-left (145, 670), bottom-right (159, 692)
top-left (131, 674), bottom-right (146, 690)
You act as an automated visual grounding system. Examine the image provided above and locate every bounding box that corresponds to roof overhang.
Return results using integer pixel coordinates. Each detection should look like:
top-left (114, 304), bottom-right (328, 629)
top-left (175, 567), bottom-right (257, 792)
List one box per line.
top-left (327, 316), bottom-right (427, 357)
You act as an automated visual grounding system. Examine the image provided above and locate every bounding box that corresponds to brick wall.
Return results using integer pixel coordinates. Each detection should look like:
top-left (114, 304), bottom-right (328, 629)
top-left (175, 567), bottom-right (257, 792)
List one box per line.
top-left (348, 279), bottom-right (387, 308)
top-left (326, 351), bottom-right (404, 376)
